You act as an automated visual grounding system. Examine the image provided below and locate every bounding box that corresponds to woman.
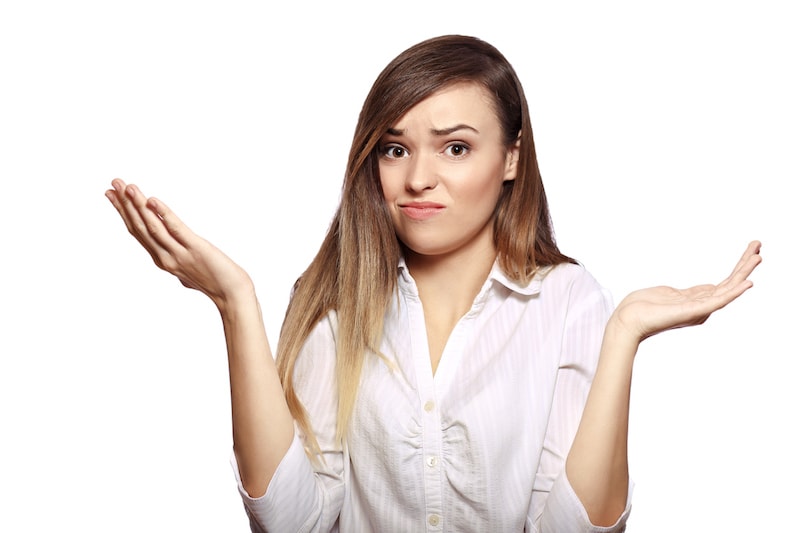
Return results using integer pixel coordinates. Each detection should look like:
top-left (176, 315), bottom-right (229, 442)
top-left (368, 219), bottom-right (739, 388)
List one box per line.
top-left (106, 35), bottom-right (761, 532)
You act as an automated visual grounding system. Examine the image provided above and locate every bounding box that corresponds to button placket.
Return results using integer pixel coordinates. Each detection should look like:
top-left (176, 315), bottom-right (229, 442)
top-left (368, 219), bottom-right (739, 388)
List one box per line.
top-left (403, 287), bottom-right (445, 531)
top-left (421, 397), bottom-right (443, 529)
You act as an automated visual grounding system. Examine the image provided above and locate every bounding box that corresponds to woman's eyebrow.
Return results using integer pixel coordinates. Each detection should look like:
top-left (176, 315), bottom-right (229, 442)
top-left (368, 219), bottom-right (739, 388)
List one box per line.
top-left (430, 124), bottom-right (479, 136)
top-left (384, 124), bottom-right (480, 137)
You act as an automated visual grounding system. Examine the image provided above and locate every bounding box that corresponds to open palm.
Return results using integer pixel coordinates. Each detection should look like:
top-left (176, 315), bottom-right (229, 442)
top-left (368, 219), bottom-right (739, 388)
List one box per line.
top-left (106, 179), bottom-right (253, 307)
top-left (613, 241), bottom-right (762, 342)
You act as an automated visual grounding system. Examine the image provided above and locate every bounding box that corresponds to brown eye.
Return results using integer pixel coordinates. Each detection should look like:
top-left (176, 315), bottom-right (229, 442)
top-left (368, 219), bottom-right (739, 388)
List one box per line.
top-left (445, 143), bottom-right (469, 157)
top-left (382, 144), bottom-right (409, 159)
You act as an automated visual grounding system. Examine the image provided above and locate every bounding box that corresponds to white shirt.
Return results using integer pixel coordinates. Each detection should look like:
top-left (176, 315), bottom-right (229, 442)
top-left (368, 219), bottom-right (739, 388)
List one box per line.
top-left (232, 260), bottom-right (632, 532)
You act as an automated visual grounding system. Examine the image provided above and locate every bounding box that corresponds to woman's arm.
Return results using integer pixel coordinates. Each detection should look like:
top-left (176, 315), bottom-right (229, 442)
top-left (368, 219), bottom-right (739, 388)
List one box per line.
top-left (105, 179), bottom-right (294, 498)
top-left (565, 241), bottom-right (762, 526)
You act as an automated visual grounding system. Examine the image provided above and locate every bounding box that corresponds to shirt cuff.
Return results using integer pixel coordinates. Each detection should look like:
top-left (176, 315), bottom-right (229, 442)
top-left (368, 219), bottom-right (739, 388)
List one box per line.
top-left (230, 433), bottom-right (320, 531)
top-left (540, 470), bottom-right (633, 532)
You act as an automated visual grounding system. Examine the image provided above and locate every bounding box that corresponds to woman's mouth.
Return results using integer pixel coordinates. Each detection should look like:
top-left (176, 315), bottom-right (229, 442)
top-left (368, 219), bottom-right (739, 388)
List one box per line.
top-left (399, 202), bottom-right (445, 221)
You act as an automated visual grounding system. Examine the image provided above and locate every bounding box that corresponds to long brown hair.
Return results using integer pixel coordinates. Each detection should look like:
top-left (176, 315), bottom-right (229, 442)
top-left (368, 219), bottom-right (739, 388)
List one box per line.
top-left (276, 35), bottom-right (574, 455)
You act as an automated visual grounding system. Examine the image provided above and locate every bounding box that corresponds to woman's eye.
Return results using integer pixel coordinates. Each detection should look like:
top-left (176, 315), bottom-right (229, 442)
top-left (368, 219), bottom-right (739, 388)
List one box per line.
top-left (382, 145), bottom-right (408, 159)
top-left (445, 143), bottom-right (469, 157)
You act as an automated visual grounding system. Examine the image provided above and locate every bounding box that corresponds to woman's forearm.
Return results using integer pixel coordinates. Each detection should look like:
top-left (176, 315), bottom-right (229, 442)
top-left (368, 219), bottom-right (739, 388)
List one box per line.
top-left (219, 286), bottom-right (295, 499)
top-left (565, 241), bottom-right (761, 526)
top-left (105, 179), bottom-right (296, 498)
top-left (565, 318), bottom-right (637, 526)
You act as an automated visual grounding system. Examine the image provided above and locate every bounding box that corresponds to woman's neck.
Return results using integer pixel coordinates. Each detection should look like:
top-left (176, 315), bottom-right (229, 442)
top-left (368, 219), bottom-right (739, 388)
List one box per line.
top-left (405, 240), bottom-right (497, 317)
top-left (404, 239), bottom-right (497, 374)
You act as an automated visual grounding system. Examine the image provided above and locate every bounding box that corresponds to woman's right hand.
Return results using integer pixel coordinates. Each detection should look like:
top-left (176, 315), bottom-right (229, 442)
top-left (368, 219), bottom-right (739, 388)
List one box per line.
top-left (108, 178), bottom-right (296, 495)
top-left (105, 178), bottom-right (253, 309)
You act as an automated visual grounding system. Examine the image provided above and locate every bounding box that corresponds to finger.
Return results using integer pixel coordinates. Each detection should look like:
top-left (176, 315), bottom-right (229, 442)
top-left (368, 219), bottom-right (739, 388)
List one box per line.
top-left (681, 261), bottom-right (755, 316)
top-left (106, 180), bottom-right (135, 233)
top-left (119, 184), bottom-right (166, 251)
top-left (701, 275), bottom-right (756, 315)
top-left (106, 183), bottom-right (155, 253)
top-left (130, 190), bottom-right (187, 256)
top-left (121, 185), bottom-right (211, 280)
top-left (716, 241), bottom-right (763, 290)
top-left (105, 187), bottom-right (124, 216)
top-left (111, 182), bottom-right (176, 270)
top-left (709, 279), bottom-right (755, 314)
top-left (731, 240), bottom-right (762, 276)
top-left (109, 179), bottom-right (144, 234)
top-left (145, 196), bottom-right (193, 248)
top-left (110, 178), bottom-right (127, 194)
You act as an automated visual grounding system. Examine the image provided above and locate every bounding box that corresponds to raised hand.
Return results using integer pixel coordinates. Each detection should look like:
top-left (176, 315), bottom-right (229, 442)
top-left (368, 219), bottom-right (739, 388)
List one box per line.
top-left (611, 240), bottom-right (762, 343)
top-left (107, 178), bottom-right (296, 495)
top-left (105, 178), bottom-right (254, 308)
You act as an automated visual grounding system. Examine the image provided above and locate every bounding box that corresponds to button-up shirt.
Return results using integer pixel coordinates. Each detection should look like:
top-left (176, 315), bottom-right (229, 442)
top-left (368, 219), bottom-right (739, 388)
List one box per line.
top-left (233, 261), bottom-right (632, 532)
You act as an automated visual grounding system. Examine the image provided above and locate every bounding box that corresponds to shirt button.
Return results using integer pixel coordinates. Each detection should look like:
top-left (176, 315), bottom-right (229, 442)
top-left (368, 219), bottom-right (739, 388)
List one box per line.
top-left (426, 455), bottom-right (438, 467)
top-left (423, 400), bottom-right (435, 412)
top-left (428, 514), bottom-right (440, 526)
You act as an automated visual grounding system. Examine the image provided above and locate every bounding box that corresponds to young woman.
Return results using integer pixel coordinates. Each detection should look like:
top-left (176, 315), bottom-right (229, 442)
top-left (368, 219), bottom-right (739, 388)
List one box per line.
top-left (106, 35), bottom-right (761, 532)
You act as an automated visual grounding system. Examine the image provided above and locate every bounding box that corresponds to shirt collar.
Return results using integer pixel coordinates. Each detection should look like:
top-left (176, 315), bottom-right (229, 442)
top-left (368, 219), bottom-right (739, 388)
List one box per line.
top-left (397, 256), bottom-right (546, 296)
top-left (488, 260), bottom-right (545, 296)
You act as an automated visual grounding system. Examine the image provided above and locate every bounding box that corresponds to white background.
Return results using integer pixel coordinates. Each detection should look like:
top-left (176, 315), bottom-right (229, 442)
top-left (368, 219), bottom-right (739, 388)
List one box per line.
top-left (1, 1), bottom-right (797, 531)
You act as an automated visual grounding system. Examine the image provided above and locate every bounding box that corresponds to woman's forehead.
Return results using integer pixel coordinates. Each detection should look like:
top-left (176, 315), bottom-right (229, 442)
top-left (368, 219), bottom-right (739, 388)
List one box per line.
top-left (388, 82), bottom-right (500, 134)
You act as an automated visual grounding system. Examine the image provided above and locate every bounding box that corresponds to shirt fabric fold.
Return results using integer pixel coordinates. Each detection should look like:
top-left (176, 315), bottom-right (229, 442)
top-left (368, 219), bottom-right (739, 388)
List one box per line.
top-left (232, 260), bottom-right (632, 532)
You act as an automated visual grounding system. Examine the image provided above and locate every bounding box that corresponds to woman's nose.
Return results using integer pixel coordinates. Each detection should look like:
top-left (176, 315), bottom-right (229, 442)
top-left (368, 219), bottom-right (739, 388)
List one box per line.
top-left (405, 153), bottom-right (438, 192)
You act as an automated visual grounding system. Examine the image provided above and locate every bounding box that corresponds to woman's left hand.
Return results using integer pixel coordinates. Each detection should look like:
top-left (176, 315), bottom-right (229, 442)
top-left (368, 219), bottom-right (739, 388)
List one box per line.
top-left (611, 240), bottom-right (762, 343)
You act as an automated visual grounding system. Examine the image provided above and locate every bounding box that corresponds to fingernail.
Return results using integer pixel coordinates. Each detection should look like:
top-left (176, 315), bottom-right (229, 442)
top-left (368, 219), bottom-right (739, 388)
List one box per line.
top-left (126, 185), bottom-right (136, 199)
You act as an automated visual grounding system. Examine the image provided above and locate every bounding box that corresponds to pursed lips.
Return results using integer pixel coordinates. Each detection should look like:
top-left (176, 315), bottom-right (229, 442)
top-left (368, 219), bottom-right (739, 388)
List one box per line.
top-left (398, 201), bottom-right (445, 221)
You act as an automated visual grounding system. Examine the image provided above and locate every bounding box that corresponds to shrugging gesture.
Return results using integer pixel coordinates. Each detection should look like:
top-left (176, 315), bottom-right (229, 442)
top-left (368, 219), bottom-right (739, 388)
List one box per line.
top-left (104, 35), bottom-right (765, 531)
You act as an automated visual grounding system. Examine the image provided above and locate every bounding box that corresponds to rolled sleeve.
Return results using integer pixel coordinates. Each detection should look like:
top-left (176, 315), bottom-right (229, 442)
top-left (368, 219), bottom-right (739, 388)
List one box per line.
top-left (230, 311), bottom-right (344, 532)
top-left (538, 470), bottom-right (632, 532)
top-left (231, 434), bottom-right (341, 532)
top-left (531, 267), bottom-right (632, 532)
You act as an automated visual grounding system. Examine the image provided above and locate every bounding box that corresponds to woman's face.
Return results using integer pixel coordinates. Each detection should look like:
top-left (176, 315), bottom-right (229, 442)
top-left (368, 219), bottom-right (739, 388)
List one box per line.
top-left (378, 82), bottom-right (518, 262)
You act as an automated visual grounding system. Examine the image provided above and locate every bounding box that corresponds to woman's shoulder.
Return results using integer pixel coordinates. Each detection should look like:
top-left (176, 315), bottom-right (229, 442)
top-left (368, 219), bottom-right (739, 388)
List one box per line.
top-left (539, 261), bottom-right (612, 306)
top-left (491, 259), bottom-right (605, 299)
top-left (540, 261), bottom-right (601, 288)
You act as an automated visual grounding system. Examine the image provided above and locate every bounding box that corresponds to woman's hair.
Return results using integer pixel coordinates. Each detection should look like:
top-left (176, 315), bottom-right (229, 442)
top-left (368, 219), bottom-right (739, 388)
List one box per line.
top-left (276, 34), bottom-right (574, 455)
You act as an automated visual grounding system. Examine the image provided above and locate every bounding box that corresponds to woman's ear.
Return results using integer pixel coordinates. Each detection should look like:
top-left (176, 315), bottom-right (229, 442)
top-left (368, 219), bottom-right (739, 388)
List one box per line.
top-left (503, 134), bottom-right (521, 182)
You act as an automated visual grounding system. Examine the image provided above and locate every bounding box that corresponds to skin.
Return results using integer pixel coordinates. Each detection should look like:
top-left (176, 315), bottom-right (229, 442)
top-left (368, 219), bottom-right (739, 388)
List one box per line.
top-left (378, 83), bottom-right (519, 373)
top-left (567, 241), bottom-right (761, 524)
top-left (105, 82), bottom-right (762, 525)
top-left (105, 180), bottom-right (294, 499)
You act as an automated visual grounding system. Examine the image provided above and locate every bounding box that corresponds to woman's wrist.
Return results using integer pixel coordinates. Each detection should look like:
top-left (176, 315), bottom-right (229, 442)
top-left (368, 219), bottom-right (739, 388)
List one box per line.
top-left (601, 313), bottom-right (642, 362)
top-left (213, 274), bottom-right (258, 316)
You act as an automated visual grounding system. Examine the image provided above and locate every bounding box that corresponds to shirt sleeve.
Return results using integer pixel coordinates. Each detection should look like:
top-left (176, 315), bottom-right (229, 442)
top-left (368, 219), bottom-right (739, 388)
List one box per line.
top-left (529, 268), bottom-right (632, 532)
top-left (230, 311), bottom-right (345, 532)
